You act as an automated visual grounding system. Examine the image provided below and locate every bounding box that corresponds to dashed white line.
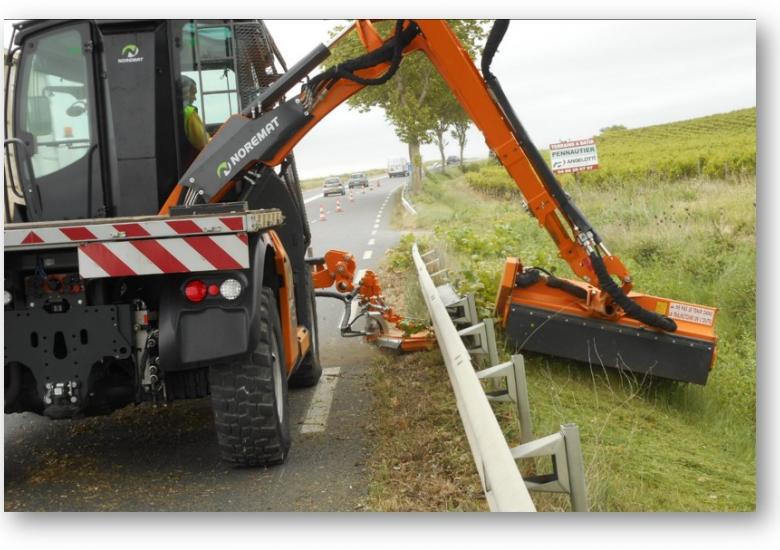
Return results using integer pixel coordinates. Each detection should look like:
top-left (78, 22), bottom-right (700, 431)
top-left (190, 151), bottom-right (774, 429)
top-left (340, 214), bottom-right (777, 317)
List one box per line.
top-left (303, 192), bottom-right (324, 205)
top-left (373, 223), bottom-right (379, 229)
top-left (370, 229), bottom-right (377, 236)
top-left (367, 238), bottom-right (375, 246)
top-left (362, 250), bottom-right (373, 260)
top-left (300, 367), bottom-right (341, 434)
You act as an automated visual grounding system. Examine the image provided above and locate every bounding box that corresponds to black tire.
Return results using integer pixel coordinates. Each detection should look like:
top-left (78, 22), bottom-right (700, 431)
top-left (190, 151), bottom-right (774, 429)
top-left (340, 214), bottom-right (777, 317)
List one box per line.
top-left (209, 288), bottom-right (290, 466)
top-left (288, 270), bottom-right (322, 388)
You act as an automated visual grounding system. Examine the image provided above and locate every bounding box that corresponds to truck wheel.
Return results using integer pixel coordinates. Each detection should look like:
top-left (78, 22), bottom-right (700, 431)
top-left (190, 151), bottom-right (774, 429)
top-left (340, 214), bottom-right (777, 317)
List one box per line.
top-left (209, 288), bottom-right (290, 466)
top-left (288, 280), bottom-right (322, 388)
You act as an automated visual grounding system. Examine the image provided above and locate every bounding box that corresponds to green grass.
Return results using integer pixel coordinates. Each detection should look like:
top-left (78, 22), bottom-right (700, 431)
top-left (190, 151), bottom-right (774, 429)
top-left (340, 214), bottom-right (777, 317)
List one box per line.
top-left (377, 160), bottom-right (755, 510)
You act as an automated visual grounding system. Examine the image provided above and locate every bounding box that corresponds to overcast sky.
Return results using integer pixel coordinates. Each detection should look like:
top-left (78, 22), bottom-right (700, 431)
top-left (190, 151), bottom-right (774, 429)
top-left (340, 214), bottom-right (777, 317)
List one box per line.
top-left (2, 19), bottom-right (755, 179)
top-left (264, 19), bottom-right (755, 178)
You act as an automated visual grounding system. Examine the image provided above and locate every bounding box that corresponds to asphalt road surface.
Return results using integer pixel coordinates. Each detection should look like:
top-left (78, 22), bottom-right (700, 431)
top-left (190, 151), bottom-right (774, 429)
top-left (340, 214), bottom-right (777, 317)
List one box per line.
top-left (4, 175), bottom-right (408, 511)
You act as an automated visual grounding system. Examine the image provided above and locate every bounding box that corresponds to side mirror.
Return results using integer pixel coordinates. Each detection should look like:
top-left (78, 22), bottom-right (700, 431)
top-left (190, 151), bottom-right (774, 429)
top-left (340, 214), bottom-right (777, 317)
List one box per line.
top-left (66, 100), bottom-right (87, 117)
top-left (25, 96), bottom-right (53, 136)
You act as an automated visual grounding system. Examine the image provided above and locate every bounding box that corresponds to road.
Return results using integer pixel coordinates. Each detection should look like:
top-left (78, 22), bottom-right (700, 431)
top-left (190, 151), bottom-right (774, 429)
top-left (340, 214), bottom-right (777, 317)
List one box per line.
top-left (4, 175), bottom-right (408, 511)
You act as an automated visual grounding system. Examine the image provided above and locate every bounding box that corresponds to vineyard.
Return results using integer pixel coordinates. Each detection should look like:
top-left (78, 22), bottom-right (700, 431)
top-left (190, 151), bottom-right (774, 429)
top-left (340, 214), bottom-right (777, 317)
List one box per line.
top-left (465, 107), bottom-right (756, 197)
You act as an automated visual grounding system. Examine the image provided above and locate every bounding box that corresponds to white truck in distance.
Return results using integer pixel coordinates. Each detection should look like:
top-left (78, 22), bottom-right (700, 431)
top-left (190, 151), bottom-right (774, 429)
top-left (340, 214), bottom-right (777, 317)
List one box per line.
top-left (387, 158), bottom-right (409, 178)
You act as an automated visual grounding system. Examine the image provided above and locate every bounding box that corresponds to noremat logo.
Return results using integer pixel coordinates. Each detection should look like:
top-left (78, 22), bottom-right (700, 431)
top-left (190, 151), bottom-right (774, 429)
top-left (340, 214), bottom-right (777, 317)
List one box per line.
top-left (217, 116), bottom-right (281, 179)
top-left (216, 161), bottom-right (231, 178)
top-left (118, 44), bottom-right (144, 64)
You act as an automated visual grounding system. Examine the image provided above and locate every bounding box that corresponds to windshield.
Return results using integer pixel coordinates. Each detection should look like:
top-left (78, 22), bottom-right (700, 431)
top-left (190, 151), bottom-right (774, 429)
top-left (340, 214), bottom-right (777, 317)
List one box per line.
top-left (324, 178), bottom-right (340, 185)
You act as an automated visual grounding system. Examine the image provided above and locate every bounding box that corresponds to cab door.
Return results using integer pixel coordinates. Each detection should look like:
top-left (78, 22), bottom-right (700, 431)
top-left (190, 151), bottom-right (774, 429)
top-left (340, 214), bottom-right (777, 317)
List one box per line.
top-left (13, 22), bottom-right (106, 221)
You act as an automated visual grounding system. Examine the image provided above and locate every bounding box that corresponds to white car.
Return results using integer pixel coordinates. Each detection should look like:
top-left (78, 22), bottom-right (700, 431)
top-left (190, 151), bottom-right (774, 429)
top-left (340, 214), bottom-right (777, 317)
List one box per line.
top-left (322, 177), bottom-right (346, 196)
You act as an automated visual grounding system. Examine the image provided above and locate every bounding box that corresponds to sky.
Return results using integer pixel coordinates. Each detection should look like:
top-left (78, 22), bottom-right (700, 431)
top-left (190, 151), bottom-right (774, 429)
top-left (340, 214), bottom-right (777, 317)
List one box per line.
top-left (1, 18), bottom-right (756, 179)
top-left (263, 19), bottom-right (755, 179)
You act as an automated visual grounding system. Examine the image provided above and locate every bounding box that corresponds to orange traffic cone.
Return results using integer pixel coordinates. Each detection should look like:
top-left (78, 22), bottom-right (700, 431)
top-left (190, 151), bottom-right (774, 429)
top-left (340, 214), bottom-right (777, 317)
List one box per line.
top-left (336, 198), bottom-right (343, 213)
top-left (377, 179), bottom-right (381, 188)
top-left (349, 190), bottom-right (355, 202)
top-left (319, 204), bottom-right (326, 221)
top-left (361, 186), bottom-right (366, 195)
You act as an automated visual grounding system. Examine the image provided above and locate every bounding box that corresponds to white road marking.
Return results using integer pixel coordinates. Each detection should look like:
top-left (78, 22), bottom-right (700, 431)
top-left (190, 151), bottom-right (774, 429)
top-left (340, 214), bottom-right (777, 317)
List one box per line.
top-left (371, 229), bottom-right (377, 236)
top-left (304, 192), bottom-right (324, 205)
top-left (373, 223), bottom-right (379, 229)
top-left (353, 268), bottom-right (367, 284)
top-left (367, 238), bottom-right (375, 246)
top-left (362, 250), bottom-right (373, 260)
top-left (300, 367), bottom-right (341, 434)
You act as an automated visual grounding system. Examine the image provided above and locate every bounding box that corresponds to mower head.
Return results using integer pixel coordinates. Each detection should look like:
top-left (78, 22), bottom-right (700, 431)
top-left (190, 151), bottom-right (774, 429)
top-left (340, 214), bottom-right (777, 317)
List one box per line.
top-left (496, 259), bottom-right (718, 385)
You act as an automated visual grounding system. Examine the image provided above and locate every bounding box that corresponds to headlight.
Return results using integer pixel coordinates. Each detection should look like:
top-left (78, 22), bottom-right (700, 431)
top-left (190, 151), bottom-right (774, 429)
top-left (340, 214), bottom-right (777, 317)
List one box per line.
top-left (4, 290), bottom-right (12, 306)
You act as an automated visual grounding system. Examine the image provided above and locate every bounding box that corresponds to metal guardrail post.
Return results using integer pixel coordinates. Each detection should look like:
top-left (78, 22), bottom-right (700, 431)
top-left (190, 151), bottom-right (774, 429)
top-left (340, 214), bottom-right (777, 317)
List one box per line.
top-left (476, 355), bottom-right (533, 443)
top-left (561, 423), bottom-right (589, 512)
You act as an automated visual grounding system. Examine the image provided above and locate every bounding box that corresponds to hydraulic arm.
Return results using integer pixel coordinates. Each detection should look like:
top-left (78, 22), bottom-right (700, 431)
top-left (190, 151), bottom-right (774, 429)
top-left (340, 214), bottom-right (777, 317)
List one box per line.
top-left (162, 19), bottom-right (717, 383)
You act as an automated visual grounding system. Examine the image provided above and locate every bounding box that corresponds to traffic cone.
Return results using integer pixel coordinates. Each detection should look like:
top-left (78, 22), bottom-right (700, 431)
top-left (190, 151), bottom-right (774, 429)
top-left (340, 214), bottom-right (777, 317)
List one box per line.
top-left (336, 198), bottom-right (343, 213)
top-left (377, 179), bottom-right (381, 188)
top-left (349, 190), bottom-right (355, 202)
top-left (361, 186), bottom-right (366, 194)
top-left (319, 204), bottom-right (326, 221)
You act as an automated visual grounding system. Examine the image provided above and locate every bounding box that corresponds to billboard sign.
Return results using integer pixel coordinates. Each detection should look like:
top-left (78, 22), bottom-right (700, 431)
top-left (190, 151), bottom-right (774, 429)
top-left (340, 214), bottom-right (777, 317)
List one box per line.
top-left (550, 138), bottom-right (599, 174)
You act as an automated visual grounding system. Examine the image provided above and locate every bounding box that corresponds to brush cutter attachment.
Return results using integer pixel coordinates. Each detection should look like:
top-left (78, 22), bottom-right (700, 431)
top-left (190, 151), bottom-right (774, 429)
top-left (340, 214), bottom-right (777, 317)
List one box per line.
top-left (496, 259), bottom-right (718, 384)
top-left (309, 250), bottom-right (435, 352)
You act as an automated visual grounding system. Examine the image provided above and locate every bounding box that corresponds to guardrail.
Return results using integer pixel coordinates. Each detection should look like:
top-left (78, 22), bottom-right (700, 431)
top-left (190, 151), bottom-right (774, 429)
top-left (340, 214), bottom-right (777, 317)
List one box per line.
top-left (412, 243), bottom-right (588, 512)
top-left (400, 182), bottom-right (417, 215)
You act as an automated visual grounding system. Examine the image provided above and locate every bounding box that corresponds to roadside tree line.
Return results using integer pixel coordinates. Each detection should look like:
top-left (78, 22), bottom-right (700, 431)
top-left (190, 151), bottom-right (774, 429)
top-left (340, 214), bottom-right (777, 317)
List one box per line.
top-left (324, 20), bottom-right (487, 192)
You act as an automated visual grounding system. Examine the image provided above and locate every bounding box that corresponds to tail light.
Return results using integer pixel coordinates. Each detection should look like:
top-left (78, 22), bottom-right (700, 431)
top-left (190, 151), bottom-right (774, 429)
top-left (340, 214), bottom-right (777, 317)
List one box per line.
top-left (184, 280), bottom-right (207, 302)
top-left (183, 278), bottom-right (242, 302)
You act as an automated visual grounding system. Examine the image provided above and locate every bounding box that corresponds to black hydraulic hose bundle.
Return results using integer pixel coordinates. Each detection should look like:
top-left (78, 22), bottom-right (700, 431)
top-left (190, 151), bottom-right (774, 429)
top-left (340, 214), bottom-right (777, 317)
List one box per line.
top-left (589, 253), bottom-right (677, 331)
top-left (306, 20), bottom-right (420, 93)
top-left (482, 20), bottom-right (677, 332)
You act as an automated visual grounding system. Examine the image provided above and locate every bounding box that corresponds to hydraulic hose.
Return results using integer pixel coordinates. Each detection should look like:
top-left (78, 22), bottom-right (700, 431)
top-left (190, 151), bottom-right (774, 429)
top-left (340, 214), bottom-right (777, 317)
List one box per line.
top-left (307, 21), bottom-right (420, 92)
top-left (589, 253), bottom-right (677, 331)
top-left (482, 20), bottom-right (677, 332)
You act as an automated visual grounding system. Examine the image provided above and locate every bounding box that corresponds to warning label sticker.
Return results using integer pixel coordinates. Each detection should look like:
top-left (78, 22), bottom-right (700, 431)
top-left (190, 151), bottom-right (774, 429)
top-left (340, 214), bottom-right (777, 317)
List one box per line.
top-left (668, 302), bottom-right (716, 326)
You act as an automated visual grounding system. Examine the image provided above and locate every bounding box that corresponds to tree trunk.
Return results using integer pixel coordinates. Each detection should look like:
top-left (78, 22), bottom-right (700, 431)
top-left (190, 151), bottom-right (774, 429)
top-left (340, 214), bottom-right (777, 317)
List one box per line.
top-left (435, 127), bottom-right (446, 171)
top-left (459, 139), bottom-right (465, 168)
top-left (408, 140), bottom-right (423, 194)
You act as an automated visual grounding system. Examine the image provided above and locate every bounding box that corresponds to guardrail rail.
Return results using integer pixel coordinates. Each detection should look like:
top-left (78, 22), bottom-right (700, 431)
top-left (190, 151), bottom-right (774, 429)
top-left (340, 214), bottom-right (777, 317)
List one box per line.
top-left (412, 243), bottom-right (588, 512)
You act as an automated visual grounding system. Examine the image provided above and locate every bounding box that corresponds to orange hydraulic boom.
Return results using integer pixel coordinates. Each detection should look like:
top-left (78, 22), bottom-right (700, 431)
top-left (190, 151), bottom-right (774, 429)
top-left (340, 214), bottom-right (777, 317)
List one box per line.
top-left (162, 20), bottom-right (717, 383)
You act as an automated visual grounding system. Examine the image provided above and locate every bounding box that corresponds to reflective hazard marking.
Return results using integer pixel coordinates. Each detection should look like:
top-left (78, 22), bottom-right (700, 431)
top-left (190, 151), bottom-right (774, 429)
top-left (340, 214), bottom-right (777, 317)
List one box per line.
top-left (668, 302), bottom-right (716, 326)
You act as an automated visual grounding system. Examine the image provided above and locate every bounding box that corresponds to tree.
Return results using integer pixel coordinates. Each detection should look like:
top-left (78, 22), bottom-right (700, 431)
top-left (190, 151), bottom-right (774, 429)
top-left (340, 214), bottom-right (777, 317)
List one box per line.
top-left (431, 118), bottom-right (449, 172)
top-left (324, 20), bottom-right (486, 192)
top-left (449, 112), bottom-right (470, 168)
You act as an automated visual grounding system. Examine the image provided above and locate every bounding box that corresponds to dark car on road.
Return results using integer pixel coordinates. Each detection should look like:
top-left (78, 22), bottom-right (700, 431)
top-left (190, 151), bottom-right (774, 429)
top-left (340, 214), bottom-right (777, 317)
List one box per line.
top-left (446, 155), bottom-right (460, 165)
top-left (348, 172), bottom-right (369, 188)
top-left (323, 176), bottom-right (346, 196)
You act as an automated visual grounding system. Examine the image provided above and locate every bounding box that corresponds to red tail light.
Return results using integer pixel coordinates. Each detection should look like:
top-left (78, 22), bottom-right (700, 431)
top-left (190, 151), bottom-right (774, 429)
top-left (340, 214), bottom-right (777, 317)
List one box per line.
top-left (184, 280), bottom-right (207, 303)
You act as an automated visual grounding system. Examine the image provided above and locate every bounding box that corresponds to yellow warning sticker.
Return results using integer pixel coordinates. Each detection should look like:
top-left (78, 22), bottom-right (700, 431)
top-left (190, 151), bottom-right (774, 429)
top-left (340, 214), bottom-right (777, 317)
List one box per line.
top-left (668, 302), bottom-right (716, 326)
top-left (655, 301), bottom-right (669, 315)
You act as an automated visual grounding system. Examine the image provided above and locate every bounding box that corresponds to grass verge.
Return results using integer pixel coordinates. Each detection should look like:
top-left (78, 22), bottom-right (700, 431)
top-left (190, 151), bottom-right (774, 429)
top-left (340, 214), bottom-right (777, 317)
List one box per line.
top-left (367, 167), bottom-right (755, 512)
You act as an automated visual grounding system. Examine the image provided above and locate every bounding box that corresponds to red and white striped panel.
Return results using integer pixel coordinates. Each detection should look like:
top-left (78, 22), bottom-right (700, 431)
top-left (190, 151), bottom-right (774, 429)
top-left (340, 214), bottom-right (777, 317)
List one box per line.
top-left (4, 215), bottom-right (247, 249)
top-left (78, 234), bottom-right (250, 278)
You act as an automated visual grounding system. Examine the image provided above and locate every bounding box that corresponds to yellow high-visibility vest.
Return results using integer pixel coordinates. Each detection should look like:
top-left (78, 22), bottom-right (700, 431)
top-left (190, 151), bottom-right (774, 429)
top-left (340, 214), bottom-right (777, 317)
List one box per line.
top-left (183, 105), bottom-right (209, 150)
